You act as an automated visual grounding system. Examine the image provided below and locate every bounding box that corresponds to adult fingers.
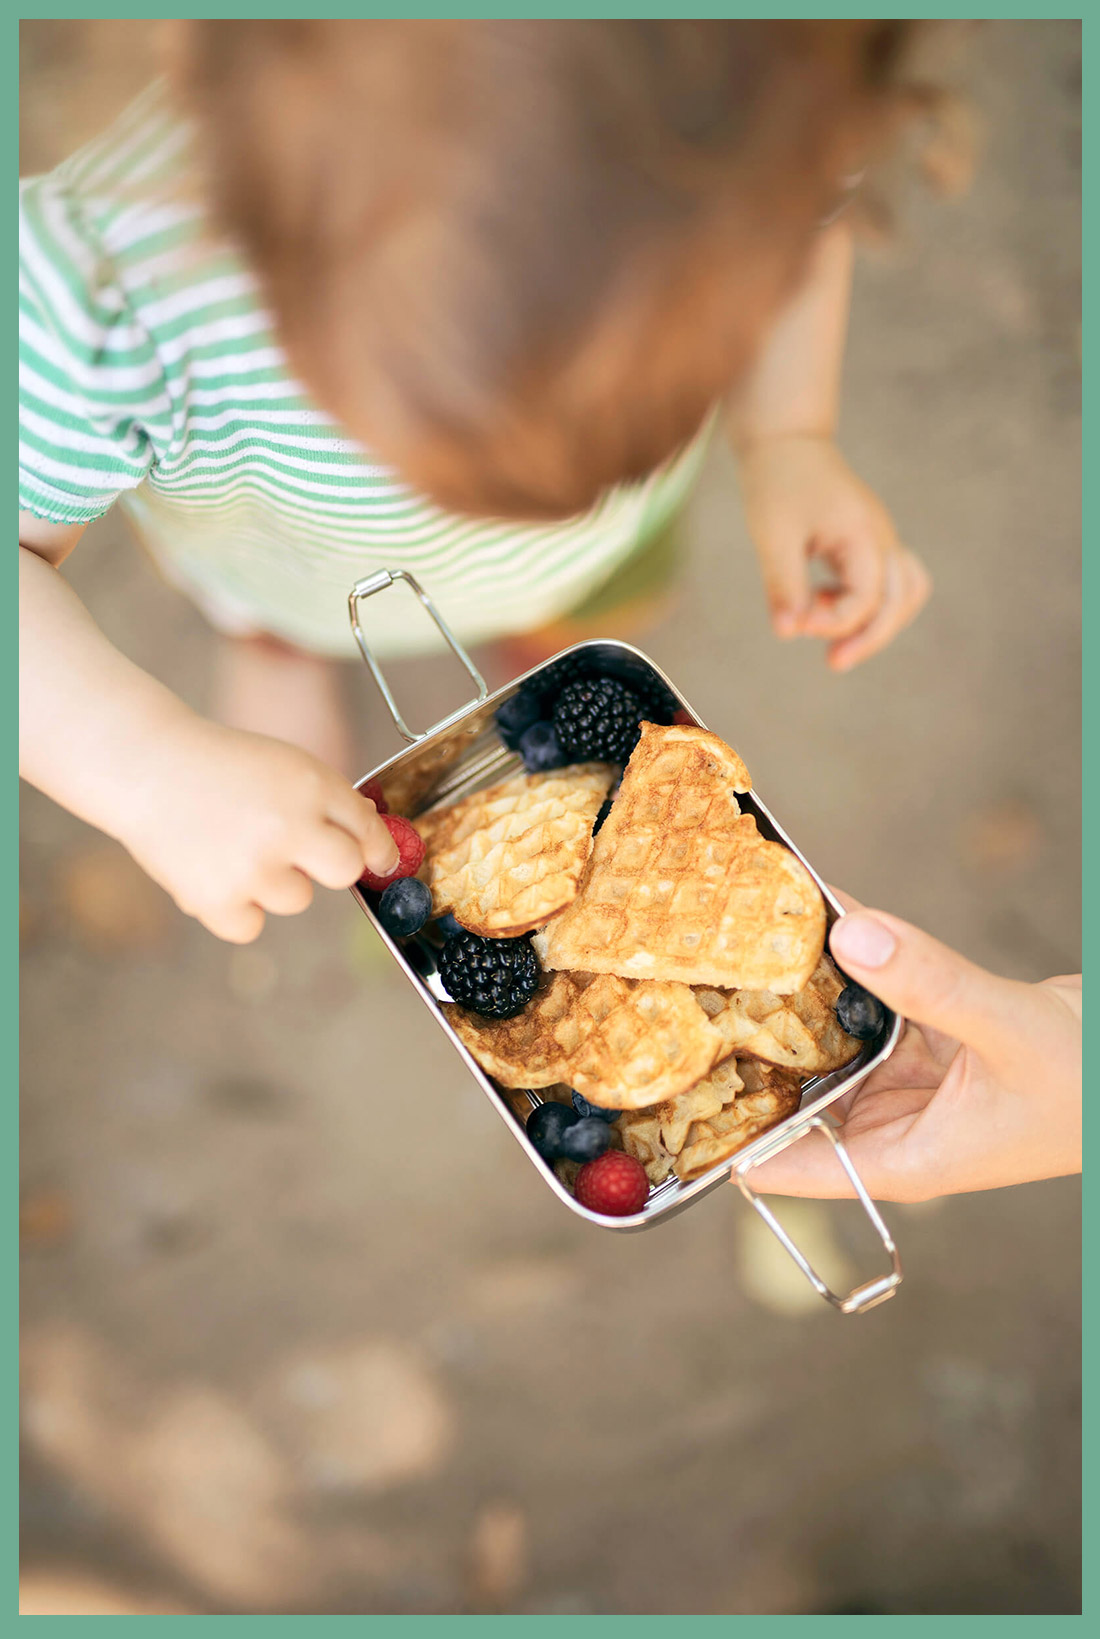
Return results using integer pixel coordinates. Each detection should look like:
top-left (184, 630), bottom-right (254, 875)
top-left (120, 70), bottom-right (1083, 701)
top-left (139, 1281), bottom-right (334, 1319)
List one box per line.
top-left (737, 1094), bottom-right (931, 1202)
top-left (828, 907), bottom-right (1029, 1063)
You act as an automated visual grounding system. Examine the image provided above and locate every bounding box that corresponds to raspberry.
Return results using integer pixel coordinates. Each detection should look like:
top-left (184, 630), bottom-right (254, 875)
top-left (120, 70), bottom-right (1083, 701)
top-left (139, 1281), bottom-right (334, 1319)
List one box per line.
top-left (359, 778), bottom-right (389, 815)
top-left (574, 1150), bottom-right (650, 1216)
top-left (359, 813), bottom-right (425, 892)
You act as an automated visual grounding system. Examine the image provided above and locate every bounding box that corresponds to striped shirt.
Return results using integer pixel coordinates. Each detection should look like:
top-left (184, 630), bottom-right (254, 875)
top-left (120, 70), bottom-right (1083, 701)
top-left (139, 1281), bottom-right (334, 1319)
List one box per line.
top-left (18, 82), bottom-right (709, 659)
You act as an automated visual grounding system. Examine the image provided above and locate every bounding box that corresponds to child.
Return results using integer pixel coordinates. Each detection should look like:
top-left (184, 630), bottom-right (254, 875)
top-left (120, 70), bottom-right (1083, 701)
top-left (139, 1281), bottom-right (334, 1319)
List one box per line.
top-left (20, 20), bottom-right (930, 945)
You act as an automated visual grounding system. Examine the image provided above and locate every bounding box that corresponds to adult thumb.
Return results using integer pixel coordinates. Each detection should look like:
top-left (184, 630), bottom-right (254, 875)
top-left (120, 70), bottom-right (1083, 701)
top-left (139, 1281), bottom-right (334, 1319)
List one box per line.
top-left (828, 909), bottom-right (1027, 1060)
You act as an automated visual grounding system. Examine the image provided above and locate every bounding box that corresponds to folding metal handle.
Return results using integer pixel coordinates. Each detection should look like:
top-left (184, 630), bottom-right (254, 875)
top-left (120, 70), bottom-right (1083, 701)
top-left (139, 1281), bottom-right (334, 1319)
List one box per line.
top-left (348, 569), bottom-right (488, 743)
top-left (734, 1114), bottom-right (902, 1315)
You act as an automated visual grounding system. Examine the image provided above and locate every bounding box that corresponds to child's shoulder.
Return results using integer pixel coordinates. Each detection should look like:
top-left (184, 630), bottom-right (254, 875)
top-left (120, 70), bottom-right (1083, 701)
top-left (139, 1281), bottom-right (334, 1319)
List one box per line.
top-left (23, 78), bottom-right (232, 298)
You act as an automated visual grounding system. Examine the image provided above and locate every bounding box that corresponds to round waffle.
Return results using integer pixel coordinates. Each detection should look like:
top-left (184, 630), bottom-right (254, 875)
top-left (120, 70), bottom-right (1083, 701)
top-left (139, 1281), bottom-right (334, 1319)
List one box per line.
top-left (444, 969), bottom-right (728, 1111)
top-left (415, 763), bottom-right (615, 937)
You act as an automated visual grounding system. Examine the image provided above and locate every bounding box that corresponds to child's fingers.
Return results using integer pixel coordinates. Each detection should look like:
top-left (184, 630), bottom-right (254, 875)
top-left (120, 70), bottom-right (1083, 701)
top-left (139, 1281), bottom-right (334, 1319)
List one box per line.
top-left (202, 899), bottom-right (266, 944)
top-left (754, 519), bottom-right (814, 636)
top-left (797, 533), bottom-right (886, 640)
top-left (826, 547), bottom-right (929, 671)
top-left (256, 865), bottom-right (315, 916)
top-left (328, 788), bottom-right (400, 875)
top-left (296, 821), bottom-right (371, 890)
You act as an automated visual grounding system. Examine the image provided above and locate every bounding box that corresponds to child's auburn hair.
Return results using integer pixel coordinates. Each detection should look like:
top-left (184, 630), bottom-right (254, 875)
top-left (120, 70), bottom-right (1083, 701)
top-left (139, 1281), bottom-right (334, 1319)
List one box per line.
top-left (175, 20), bottom-right (922, 520)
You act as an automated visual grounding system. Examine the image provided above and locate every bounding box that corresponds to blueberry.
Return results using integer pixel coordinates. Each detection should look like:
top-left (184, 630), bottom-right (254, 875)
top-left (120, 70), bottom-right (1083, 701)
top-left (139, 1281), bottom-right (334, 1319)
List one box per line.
top-left (518, 720), bottom-right (567, 773)
top-left (495, 688), bottom-right (543, 751)
top-left (835, 982), bottom-right (886, 1041)
top-left (377, 876), bottom-right (432, 938)
top-left (435, 912), bottom-right (463, 940)
top-left (526, 1100), bottom-right (579, 1161)
top-left (571, 1090), bottom-right (620, 1123)
top-left (558, 1116), bottom-right (613, 1163)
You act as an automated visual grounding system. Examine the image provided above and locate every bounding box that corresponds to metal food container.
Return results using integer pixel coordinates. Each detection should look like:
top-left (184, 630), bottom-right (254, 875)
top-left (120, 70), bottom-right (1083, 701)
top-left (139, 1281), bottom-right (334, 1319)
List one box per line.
top-left (348, 570), bottom-right (905, 1315)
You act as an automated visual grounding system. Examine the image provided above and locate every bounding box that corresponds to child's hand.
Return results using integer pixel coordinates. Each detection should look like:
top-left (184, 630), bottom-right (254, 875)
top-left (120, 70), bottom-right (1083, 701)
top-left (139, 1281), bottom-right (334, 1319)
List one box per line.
top-left (116, 716), bottom-right (398, 943)
top-left (736, 434), bottom-right (931, 671)
top-left (746, 896), bottom-right (1081, 1203)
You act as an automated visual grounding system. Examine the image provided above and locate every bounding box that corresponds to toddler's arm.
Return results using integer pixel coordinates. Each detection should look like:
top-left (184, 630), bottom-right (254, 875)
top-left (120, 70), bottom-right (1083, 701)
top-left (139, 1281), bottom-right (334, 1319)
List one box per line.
top-left (728, 221), bottom-right (931, 671)
top-left (20, 522), bottom-right (398, 942)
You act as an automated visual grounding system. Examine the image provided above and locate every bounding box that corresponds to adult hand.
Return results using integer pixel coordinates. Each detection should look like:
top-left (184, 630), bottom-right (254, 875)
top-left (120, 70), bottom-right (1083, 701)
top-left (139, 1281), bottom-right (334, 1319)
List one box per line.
top-left (747, 899), bottom-right (1081, 1202)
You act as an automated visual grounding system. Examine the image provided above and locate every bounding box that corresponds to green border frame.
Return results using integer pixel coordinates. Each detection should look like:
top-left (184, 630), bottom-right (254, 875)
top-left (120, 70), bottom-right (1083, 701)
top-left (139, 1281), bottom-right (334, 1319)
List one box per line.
top-left (14, 4), bottom-right (1085, 1629)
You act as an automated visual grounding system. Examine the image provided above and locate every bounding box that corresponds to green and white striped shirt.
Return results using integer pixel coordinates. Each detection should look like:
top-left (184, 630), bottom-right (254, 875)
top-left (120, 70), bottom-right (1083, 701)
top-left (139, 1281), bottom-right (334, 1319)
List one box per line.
top-left (19, 83), bottom-right (708, 659)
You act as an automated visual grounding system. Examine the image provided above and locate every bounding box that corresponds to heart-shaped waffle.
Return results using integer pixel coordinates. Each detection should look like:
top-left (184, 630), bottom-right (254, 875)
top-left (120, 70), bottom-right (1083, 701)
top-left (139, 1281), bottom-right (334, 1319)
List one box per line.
top-left (533, 723), bottom-right (826, 993)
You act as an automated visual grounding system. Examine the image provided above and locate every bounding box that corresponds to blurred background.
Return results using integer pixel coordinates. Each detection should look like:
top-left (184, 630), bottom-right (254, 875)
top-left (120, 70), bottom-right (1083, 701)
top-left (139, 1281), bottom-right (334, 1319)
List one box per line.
top-left (19, 19), bottom-right (1080, 1617)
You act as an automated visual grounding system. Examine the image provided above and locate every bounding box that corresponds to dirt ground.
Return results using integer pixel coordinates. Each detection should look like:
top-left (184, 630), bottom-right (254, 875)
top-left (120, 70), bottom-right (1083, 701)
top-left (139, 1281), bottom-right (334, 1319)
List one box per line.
top-left (19, 21), bottom-right (1081, 1616)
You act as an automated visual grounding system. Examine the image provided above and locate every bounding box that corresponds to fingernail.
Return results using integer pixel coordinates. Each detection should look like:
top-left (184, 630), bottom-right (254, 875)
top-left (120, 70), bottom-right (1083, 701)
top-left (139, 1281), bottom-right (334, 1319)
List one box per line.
top-left (830, 912), bottom-right (897, 969)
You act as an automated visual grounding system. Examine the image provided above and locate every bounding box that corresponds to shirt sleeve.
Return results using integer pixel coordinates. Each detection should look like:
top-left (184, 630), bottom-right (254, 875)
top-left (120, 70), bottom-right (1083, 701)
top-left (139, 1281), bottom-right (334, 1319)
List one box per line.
top-left (19, 174), bottom-right (170, 525)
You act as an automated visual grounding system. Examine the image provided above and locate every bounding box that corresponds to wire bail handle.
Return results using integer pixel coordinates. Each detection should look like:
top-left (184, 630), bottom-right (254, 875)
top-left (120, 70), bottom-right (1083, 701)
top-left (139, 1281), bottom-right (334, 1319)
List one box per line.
top-left (734, 1113), bottom-right (903, 1315)
top-left (348, 569), bottom-right (488, 743)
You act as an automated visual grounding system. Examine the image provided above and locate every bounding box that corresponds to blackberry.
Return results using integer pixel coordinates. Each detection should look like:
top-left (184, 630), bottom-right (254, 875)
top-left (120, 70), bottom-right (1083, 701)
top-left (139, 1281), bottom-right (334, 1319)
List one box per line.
top-left (439, 930), bottom-right (540, 1019)
top-left (553, 677), bottom-right (642, 764)
top-left (835, 982), bottom-right (886, 1041)
top-left (517, 651), bottom-right (677, 728)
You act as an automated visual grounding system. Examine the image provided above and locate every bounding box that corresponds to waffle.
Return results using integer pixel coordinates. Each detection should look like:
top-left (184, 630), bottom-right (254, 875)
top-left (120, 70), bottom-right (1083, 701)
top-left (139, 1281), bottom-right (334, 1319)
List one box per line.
top-left (658, 1056), bottom-right (745, 1153)
top-left (614, 1109), bottom-right (675, 1185)
top-left (533, 723), bottom-right (826, 993)
top-left (616, 1057), bottom-right (799, 1186)
top-left (415, 763), bottom-right (615, 937)
top-left (693, 953), bottom-right (861, 1076)
top-left (615, 1055), bottom-right (743, 1182)
top-left (445, 970), bottom-right (727, 1111)
top-left (673, 1061), bottom-right (803, 1183)
top-left (446, 972), bottom-right (596, 1089)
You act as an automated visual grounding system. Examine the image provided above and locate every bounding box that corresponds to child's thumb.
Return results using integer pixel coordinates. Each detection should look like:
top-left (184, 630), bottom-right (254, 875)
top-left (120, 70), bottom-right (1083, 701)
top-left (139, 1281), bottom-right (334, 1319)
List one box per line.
top-left (829, 909), bottom-right (1027, 1060)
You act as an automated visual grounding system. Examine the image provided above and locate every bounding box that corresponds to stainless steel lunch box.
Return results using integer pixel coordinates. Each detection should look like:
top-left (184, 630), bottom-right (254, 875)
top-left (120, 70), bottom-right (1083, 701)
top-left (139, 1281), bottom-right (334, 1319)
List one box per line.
top-left (347, 570), bottom-right (905, 1315)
